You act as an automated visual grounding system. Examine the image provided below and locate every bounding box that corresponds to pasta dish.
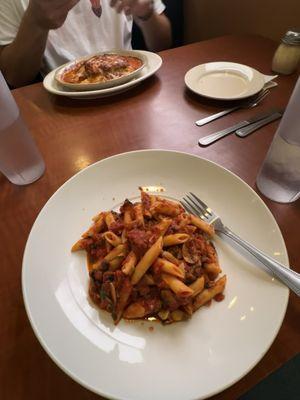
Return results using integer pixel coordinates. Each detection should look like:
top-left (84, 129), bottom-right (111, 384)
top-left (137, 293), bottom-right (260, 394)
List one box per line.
top-left (72, 190), bottom-right (226, 324)
top-left (59, 54), bottom-right (144, 84)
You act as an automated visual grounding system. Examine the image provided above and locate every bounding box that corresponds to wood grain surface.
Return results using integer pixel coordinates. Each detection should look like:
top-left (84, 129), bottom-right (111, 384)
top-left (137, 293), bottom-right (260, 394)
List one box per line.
top-left (0, 35), bottom-right (299, 400)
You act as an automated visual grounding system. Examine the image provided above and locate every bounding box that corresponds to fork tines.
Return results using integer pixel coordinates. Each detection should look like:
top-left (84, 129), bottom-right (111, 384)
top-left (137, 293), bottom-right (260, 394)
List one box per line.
top-left (181, 192), bottom-right (212, 218)
top-left (251, 88), bottom-right (270, 105)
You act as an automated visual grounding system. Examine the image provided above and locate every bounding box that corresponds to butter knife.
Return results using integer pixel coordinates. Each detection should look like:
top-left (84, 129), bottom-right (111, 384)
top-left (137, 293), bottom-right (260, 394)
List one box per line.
top-left (235, 110), bottom-right (284, 137)
top-left (198, 110), bottom-right (278, 146)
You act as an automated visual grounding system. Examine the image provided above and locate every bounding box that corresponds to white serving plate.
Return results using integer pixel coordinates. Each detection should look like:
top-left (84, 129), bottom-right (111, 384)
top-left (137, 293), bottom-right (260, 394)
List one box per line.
top-left (43, 51), bottom-right (162, 99)
top-left (22, 150), bottom-right (289, 400)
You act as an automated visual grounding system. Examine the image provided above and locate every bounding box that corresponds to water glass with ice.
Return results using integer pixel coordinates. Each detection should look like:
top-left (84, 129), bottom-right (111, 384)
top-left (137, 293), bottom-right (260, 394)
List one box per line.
top-left (256, 76), bottom-right (300, 203)
top-left (0, 71), bottom-right (45, 185)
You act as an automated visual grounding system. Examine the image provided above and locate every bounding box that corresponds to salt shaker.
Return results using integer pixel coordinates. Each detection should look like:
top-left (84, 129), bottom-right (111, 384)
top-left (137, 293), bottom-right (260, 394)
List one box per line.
top-left (256, 76), bottom-right (300, 203)
top-left (272, 30), bottom-right (300, 75)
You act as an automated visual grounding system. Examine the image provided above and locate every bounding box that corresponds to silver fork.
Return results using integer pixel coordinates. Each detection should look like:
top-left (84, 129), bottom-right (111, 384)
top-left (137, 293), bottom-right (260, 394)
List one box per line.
top-left (195, 88), bottom-right (270, 126)
top-left (181, 192), bottom-right (300, 296)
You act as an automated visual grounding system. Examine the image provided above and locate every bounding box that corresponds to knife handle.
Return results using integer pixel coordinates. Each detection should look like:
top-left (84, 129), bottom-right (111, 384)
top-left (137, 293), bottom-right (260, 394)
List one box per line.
top-left (195, 106), bottom-right (240, 126)
top-left (236, 113), bottom-right (282, 137)
top-left (198, 121), bottom-right (247, 146)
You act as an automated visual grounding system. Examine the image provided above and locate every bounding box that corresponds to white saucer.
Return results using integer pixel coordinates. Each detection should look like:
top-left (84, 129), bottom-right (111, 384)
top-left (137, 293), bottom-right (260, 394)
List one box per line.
top-left (185, 62), bottom-right (271, 100)
top-left (43, 50), bottom-right (162, 100)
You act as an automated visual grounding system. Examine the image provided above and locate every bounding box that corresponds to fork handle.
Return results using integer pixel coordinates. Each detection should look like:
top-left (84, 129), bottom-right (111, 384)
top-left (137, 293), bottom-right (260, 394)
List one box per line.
top-left (195, 106), bottom-right (240, 126)
top-left (222, 227), bottom-right (300, 296)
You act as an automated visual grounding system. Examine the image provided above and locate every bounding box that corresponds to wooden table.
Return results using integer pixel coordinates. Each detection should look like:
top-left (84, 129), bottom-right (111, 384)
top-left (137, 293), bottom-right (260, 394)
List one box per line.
top-left (1, 35), bottom-right (299, 400)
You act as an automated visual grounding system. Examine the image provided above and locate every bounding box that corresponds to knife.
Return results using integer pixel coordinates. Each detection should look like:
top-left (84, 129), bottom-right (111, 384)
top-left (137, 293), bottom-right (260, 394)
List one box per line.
top-left (198, 109), bottom-right (279, 146)
top-left (235, 110), bottom-right (284, 137)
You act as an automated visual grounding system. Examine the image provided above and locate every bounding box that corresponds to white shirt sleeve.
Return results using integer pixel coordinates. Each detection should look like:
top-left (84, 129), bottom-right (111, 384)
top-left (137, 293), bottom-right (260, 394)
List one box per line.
top-left (153, 0), bottom-right (166, 15)
top-left (0, 0), bottom-right (25, 46)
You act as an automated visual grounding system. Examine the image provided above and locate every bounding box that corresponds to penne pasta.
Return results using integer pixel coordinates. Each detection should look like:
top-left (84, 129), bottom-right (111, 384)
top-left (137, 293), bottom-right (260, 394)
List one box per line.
top-left (178, 262), bottom-right (186, 274)
top-left (115, 278), bottom-right (132, 323)
top-left (124, 210), bottom-right (132, 227)
top-left (134, 203), bottom-right (145, 227)
top-left (177, 213), bottom-right (191, 228)
top-left (71, 238), bottom-right (86, 252)
top-left (122, 199), bottom-right (134, 228)
top-left (154, 258), bottom-right (185, 279)
top-left (105, 240), bottom-right (113, 253)
top-left (82, 214), bottom-right (106, 238)
top-left (141, 273), bottom-right (155, 286)
top-left (140, 190), bottom-right (153, 217)
top-left (171, 310), bottom-right (188, 322)
top-left (193, 275), bottom-right (227, 310)
top-left (203, 262), bottom-right (221, 280)
top-left (155, 197), bottom-right (183, 208)
top-left (158, 309), bottom-right (170, 321)
top-left (162, 273), bottom-right (194, 298)
top-left (92, 211), bottom-right (106, 223)
top-left (182, 303), bottom-right (193, 316)
top-left (122, 251), bottom-right (137, 276)
top-left (104, 244), bottom-right (127, 262)
top-left (123, 302), bottom-right (147, 319)
top-left (109, 256), bottom-right (124, 271)
top-left (90, 258), bottom-right (102, 270)
top-left (103, 231), bottom-right (122, 247)
top-left (149, 194), bottom-right (157, 208)
top-left (189, 276), bottom-right (205, 297)
top-left (155, 218), bottom-right (172, 237)
top-left (73, 189), bottom-right (226, 325)
top-left (109, 282), bottom-right (117, 305)
top-left (206, 242), bottom-right (218, 263)
top-left (163, 233), bottom-right (190, 247)
top-left (121, 229), bottom-right (127, 243)
top-left (87, 256), bottom-right (95, 272)
top-left (190, 215), bottom-right (215, 237)
top-left (162, 250), bottom-right (180, 265)
top-left (150, 201), bottom-right (182, 217)
top-left (131, 236), bottom-right (163, 285)
top-left (105, 212), bottom-right (116, 230)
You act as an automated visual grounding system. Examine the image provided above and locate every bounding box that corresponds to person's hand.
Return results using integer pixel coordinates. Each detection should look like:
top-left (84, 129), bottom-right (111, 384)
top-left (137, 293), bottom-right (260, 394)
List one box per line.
top-left (26, 0), bottom-right (80, 30)
top-left (110, 0), bottom-right (154, 20)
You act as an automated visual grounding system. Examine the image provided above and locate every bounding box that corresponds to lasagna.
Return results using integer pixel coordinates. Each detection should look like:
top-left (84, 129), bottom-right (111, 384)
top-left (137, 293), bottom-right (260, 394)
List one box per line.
top-left (60, 54), bottom-right (144, 84)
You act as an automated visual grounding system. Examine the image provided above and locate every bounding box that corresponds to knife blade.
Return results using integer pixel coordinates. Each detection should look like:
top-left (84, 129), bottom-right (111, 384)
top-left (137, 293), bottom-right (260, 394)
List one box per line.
top-left (198, 109), bottom-right (279, 146)
top-left (235, 110), bottom-right (284, 137)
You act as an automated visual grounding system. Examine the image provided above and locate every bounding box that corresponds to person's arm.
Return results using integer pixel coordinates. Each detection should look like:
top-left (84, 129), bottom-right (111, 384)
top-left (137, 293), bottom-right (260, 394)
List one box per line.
top-left (110, 0), bottom-right (172, 52)
top-left (0, 11), bottom-right (48, 87)
top-left (0, 0), bottom-right (79, 88)
top-left (134, 11), bottom-right (171, 52)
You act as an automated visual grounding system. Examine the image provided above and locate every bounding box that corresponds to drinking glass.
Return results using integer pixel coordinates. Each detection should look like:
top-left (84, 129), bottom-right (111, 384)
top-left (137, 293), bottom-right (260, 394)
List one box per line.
top-left (0, 71), bottom-right (45, 185)
top-left (256, 76), bottom-right (300, 203)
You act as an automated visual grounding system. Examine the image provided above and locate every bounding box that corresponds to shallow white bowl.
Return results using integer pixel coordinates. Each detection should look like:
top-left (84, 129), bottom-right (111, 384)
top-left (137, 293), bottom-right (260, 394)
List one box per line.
top-left (22, 150), bottom-right (288, 400)
top-left (43, 50), bottom-right (162, 99)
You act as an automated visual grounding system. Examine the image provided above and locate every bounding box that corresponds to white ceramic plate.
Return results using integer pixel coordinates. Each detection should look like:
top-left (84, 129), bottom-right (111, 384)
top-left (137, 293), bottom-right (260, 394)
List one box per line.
top-left (55, 50), bottom-right (146, 91)
top-left (185, 62), bottom-right (267, 100)
top-left (43, 50), bottom-right (162, 99)
top-left (22, 150), bottom-right (289, 400)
